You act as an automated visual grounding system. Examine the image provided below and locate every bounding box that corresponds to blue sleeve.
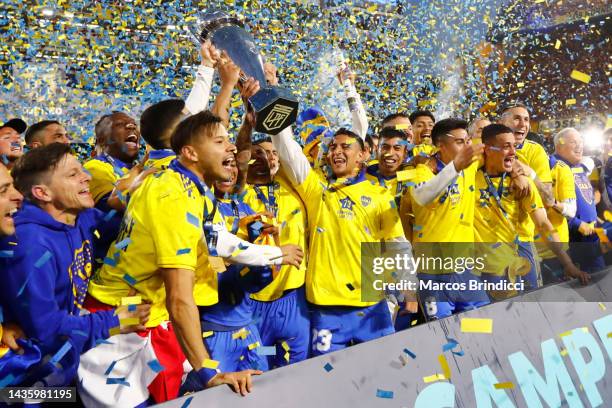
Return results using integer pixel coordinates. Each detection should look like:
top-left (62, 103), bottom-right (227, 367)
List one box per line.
top-left (2, 244), bottom-right (120, 355)
top-left (83, 208), bottom-right (122, 261)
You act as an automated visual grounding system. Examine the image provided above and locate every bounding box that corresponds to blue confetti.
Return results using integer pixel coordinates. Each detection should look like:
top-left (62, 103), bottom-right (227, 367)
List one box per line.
top-left (180, 396), bottom-right (194, 408)
top-left (403, 348), bottom-right (416, 359)
top-left (452, 350), bottom-right (465, 357)
top-left (103, 257), bottom-right (117, 267)
top-left (442, 339), bottom-right (459, 352)
top-left (122, 273), bottom-right (137, 285)
top-left (238, 242), bottom-right (249, 250)
top-left (323, 362), bottom-right (334, 372)
top-left (104, 210), bottom-right (117, 222)
top-left (34, 251), bottom-right (53, 268)
top-left (0, 374), bottom-right (15, 388)
top-left (376, 389), bottom-right (394, 399)
top-left (114, 238), bottom-right (132, 250)
top-left (147, 359), bottom-right (165, 373)
top-left (256, 346), bottom-right (277, 356)
top-left (104, 360), bottom-right (117, 376)
top-left (0, 250), bottom-right (14, 258)
top-left (49, 341), bottom-right (73, 365)
top-left (413, 225), bottom-right (423, 231)
top-left (128, 304), bottom-right (136, 312)
top-left (176, 248), bottom-right (191, 255)
top-left (186, 212), bottom-right (200, 228)
top-left (106, 377), bottom-right (130, 386)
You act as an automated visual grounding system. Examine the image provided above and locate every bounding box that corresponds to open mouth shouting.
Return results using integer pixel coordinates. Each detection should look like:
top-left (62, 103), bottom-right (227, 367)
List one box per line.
top-left (125, 133), bottom-right (139, 151)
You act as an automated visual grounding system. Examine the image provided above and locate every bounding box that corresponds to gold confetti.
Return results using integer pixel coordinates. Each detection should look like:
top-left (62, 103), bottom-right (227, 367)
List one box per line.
top-left (565, 99), bottom-right (576, 106)
top-left (120, 317), bottom-right (140, 326)
top-left (248, 341), bottom-right (261, 350)
top-left (438, 354), bottom-right (451, 379)
top-left (120, 296), bottom-right (141, 305)
top-left (202, 359), bottom-right (219, 369)
top-left (494, 382), bottom-right (515, 389)
top-left (461, 318), bottom-right (492, 333)
top-left (202, 331), bottom-right (214, 338)
top-left (570, 70), bottom-right (591, 84)
top-left (423, 373), bottom-right (446, 383)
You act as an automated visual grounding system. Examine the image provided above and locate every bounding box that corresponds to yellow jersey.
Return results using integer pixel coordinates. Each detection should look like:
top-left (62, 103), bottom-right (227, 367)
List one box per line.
top-left (145, 149), bottom-right (175, 170)
top-left (83, 154), bottom-right (131, 204)
top-left (401, 161), bottom-right (478, 243)
top-left (365, 164), bottom-right (409, 199)
top-left (296, 170), bottom-right (405, 307)
top-left (538, 159), bottom-right (574, 259)
top-left (88, 160), bottom-right (221, 327)
top-left (474, 171), bottom-right (542, 275)
top-left (515, 140), bottom-right (552, 241)
top-left (412, 144), bottom-right (436, 158)
top-left (243, 170), bottom-right (308, 301)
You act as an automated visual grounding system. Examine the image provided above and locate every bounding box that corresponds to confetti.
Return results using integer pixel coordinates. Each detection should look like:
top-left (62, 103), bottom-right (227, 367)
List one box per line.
top-left (181, 397), bottom-right (194, 408)
top-left (104, 210), bottom-right (117, 222)
top-left (0, 250), bottom-right (14, 258)
top-left (202, 359), bottom-right (220, 369)
top-left (104, 361), bottom-right (117, 376)
top-left (114, 238), bottom-right (132, 250)
top-left (423, 373), bottom-right (446, 383)
top-left (120, 317), bottom-right (140, 326)
top-left (202, 331), bottom-right (213, 338)
top-left (120, 296), bottom-right (141, 306)
top-left (122, 273), bottom-right (137, 285)
top-left (256, 346), bottom-right (277, 356)
top-left (460, 318), bottom-right (493, 333)
top-left (34, 251), bottom-right (53, 268)
top-left (248, 341), bottom-right (261, 350)
top-left (403, 348), bottom-right (416, 359)
top-left (106, 377), bottom-right (130, 386)
top-left (570, 69), bottom-right (591, 84)
top-left (147, 359), bottom-right (165, 373)
top-left (232, 328), bottom-right (249, 340)
top-left (50, 341), bottom-right (73, 365)
top-left (186, 212), bottom-right (200, 228)
top-left (376, 389), bottom-right (394, 399)
top-left (323, 362), bottom-right (334, 372)
top-left (494, 382), bottom-right (515, 389)
top-left (442, 339), bottom-right (459, 352)
top-left (438, 354), bottom-right (451, 379)
top-left (346, 283), bottom-right (355, 291)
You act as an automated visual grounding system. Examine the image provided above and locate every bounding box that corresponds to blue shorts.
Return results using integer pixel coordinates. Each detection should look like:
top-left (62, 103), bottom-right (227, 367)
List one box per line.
top-left (250, 287), bottom-right (310, 367)
top-left (203, 323), bottom-right (269, 372)
top-left (310, 300), bottom-right (394, 356)
top-left (418, 271), bottom-right (490, 320)
top-left (518, 241), bottom-right (541, 290)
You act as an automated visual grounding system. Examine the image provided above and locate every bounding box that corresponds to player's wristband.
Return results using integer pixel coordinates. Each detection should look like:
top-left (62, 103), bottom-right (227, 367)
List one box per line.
top-left (197, 367), bottom-right (219, 387)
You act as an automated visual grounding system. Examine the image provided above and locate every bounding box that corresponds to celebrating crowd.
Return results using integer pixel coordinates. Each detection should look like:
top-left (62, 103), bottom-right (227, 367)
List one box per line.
top-left (0, 40), bottom-right (609, 406)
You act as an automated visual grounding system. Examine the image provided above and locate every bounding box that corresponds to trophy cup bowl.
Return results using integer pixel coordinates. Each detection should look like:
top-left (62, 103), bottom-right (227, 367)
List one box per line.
top-left (191, 11), bottom-right (299, 135)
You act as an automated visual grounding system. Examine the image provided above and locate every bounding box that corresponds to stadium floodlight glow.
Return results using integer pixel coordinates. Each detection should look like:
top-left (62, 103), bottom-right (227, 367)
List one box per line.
top-left (42, 8), bottom-right (55, 17)
top-left (582, 126), bottom-right (603, 150)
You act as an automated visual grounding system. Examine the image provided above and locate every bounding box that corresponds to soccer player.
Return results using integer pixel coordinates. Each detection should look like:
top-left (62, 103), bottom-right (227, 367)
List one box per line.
top-left (400, 119), bottom-right (489, 319)
top-left (467, 117), bottom-right (491, 145)
top-left (84, 112), bottom-right (141, 212)
top-left (233, 80), bottom-right (311, 367)
top-left (539, 142), bottom-right (576, 284)
top-left (366, 127), bottom-right (410, 201)
top-left (82, 111), bottom-right (302, 405)
top-left (553, 128), bottom-right (605, 272)
top-left (24, 120), bottom-right (70, 149)
top-left (410, 110), bottom-right (436, 156)
top-left (271, 124), bottom-right (408, 356)
top-left (0, 118), bottom-right (27, 169)
top-left (498, 103), bottom-right (553, 290)
top-left (475, 124), bottom-right (589, 297)
top-left (1, 144), bottom-right (149, 387)
top-left (380, 113), bottom-right (414, 143)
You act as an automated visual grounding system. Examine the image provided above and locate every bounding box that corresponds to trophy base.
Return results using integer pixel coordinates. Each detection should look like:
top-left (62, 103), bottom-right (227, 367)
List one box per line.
top-left (249, 87), bottom-right (299, 135)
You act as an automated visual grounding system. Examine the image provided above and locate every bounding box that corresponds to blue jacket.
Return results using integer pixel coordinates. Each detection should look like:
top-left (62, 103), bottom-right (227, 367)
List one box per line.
top-left (0, 201), bottom-right (121, 385)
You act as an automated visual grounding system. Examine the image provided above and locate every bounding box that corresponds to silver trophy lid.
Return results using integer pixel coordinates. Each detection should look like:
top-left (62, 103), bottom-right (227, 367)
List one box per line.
top-left (189, 10), bottom-right (244, 45)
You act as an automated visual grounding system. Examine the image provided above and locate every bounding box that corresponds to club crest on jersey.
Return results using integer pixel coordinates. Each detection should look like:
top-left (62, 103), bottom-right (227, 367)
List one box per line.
top-left (361, 195), bottom-right (371, 207)
top-left (340, 197), bottom-right (355, 210)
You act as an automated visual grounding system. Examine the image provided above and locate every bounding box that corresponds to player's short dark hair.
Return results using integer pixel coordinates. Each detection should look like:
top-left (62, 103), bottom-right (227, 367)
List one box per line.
top-left (409, 110), bottom-right (435, 124)
top-left (498, 102), bottom-right (529, 118)
top-left (140, 99), bottom-right (185, 150)
top-left (253, 136), bottom-right (273, 145)
top-left (12, 143), bottom-right (72, 201)
top-left (378, 127), bottom-right (408, 142)
top-left (170, 110), bottom-right (222, 155)
top-left (332, 128), bottom-right (365, 150)
top-left (381, 112), bottom-right (410, 128)
top-left (431, 118), bottom-right (468, 145)
top-left (481, 124), bottom-right (514, 145)
top-left (25, 120), bottom-right (60, 145)
top-left (364, 134), bottom-right (375, 151)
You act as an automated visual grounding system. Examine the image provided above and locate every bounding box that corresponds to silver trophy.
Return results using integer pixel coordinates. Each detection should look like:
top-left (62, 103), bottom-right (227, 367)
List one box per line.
top-left (191, 11), bottom-right (298, 135)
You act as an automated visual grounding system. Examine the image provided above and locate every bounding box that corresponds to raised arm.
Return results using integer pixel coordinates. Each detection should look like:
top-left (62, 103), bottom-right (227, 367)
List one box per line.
top-left (338, 70), bottom-right (368, 139)
top-left (271, 126), bottom-right (312, 185)
top-left (211, 52), bottom-right (240, 129)
top-left (183, 41), bottom-right (219, 116)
